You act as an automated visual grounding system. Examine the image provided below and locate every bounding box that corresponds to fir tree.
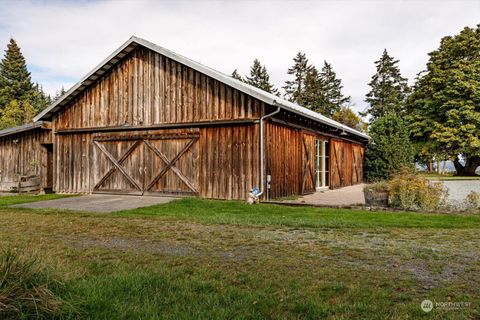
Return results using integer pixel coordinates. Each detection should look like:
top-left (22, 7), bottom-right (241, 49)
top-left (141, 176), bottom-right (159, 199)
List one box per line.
top-left (0, 39), bottom-right (34, 109)
top-left (363, 49), bottom-right (409, 121)
top-left (31, 84), bottom-right (52, 111)
top-left (0, 38), bottom-right (51, 127)
top-left (283, 52), bottom-right (312, 104)
top-left (302, 67), bottom-right (325, 111)
top-left (301, 61), bottom-right (350, 116)
top-left (52, 86), bottom-right (66, 102)
top-left (245, 59), bottom-right (278, 95)
top-left (319, 61), bottom-right (350, 116)
top-left (231, 69), bottom-right (243, 81)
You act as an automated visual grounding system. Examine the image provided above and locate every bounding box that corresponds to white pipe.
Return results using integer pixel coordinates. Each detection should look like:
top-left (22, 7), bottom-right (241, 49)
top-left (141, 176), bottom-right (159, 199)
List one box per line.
top-left (257, 104), bottom-right (281, 199)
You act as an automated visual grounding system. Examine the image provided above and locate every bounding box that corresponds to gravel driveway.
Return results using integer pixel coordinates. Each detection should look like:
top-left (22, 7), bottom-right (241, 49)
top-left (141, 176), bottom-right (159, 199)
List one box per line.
top-left (436, 180), bottom-right (480, 207)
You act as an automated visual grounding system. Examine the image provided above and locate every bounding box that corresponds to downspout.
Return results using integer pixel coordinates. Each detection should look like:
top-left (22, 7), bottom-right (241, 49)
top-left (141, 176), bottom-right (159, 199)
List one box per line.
top-left (257, 103), bottom-right (281, 199)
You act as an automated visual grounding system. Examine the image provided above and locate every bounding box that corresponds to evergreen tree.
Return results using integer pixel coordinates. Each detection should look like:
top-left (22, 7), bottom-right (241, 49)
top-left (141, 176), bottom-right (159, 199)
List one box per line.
top-left (0, 39), bottom-right (34, 109)
top-left (245, 59), bottom-right (278, 95)
top-left (319, 61), bottom-right (350, 116)
top-left (231, 69), bottom-right (243, 81)
top-left (31, 84), bottom-right (51, 111)
top-left (302, 66), bottom-right (325, 112)
top-left (301, 61), bottom-right (351, 116)
top-left (283, 52), bottom-right (312, 104)
top-left (52, 86), bottom-right (66, 102)
top-left (0, 38), bottom-right (51, 128)
top-left (364, 114), bottom-right (414, 181)
top-left (363, 49), bottom-right (409, 121)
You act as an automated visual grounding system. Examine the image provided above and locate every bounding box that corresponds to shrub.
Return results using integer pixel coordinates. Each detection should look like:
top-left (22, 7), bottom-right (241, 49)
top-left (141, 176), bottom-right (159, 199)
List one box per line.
top-left (363, 180), bottom-right (390, 193)
top-left (0, 249), bottom-right (66, 319)
top-left (364, 114), bottom-right (415, 182)
top-left (466, 191), bottom-right (480, 212)
top-left (389, 169), bottom-right (448, 211)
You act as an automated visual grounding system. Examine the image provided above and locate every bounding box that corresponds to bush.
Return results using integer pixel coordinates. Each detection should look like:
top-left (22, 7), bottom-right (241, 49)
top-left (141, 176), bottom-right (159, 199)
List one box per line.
top-left (364, 114), bottom-right (415, 182)
top-left (0, 249), bottom-right (66, 319)
top-left (363, 181), bottom-right (390, 193)
top-left (389, 169), bottom-right (448, 211)
top-left (466, 191), bottom-right (480, 212)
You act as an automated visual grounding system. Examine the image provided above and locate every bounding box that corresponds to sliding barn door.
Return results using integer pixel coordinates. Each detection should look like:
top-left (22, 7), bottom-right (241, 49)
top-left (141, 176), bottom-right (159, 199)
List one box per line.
top-left (93, 139), bottom-right (144, 195)
top-left (330, 140), bottom-right (365, 189)
top-left (301, 133), bottom-right (316, 194)
top-left (92, 134), bottom-right (199, 196)
top-left (330, 139), bottom-right (345, 189)
top-left (143, 135), bottom-right (199, 195)
top-left (351, 144), bottom-right (364, 184)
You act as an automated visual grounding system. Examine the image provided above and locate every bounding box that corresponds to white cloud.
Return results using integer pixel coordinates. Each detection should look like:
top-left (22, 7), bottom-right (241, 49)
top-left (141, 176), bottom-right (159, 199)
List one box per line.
top-left (0, 0), bottom-right (478, 113)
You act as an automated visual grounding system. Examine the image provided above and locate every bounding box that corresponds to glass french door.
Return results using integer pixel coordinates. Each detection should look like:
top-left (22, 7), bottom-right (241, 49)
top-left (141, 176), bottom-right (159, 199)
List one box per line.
top-left (315, 139), bottom-right (330, 191)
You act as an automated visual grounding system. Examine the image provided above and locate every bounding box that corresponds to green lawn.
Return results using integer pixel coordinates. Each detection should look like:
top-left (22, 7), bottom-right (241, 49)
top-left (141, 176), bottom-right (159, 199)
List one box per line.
top-left (0, 195), bottom-right (478, 319)
top-left (116, 197), bottom-right (480, 229)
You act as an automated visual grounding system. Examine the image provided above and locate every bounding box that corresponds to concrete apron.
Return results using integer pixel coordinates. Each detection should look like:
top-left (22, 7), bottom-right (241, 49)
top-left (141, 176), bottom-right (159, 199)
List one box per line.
top-left (12, 194), bottom-right (177, 213)
top-left (267, 184), bottom-right (366, 207)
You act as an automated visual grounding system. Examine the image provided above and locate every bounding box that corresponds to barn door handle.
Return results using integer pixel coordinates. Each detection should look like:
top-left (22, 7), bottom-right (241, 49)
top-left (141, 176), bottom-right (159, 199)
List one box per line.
top-left (144, 167), bottom-right (147, 173)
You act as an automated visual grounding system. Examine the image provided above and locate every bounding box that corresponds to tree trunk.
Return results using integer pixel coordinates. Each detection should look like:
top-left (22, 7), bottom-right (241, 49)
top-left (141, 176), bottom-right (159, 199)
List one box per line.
top-left (428, 161), bottom-right (434, 172)
top-left (453, 156), bottom-right (480, 176)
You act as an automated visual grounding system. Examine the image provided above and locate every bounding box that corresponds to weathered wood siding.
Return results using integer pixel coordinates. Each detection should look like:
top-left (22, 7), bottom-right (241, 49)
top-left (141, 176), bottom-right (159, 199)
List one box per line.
top-left (54, 47), bottom-right (265, 130)
top-left (54, 125), bottom-right (259, 199)
top-left (199, 124), bottom-right (259, 200)
top-left (330, 139), bottom-right (364, 189)
top-left (265, 122), bottom-right (302, 199)
top-left (0, 130), bottom-right (51, 191)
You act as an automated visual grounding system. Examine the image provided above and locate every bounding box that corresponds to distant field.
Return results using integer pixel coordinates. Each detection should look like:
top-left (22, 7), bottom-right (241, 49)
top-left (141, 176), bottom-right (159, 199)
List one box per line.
top-left (419, 172), bottom-right (480, 180)
top-left (0, 195), bottom-right (479, 319)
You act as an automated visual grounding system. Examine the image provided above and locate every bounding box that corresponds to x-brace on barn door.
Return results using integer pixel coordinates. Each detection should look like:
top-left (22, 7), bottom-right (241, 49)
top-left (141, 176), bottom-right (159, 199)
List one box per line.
top-left (93, 134), bottom-right (199, 195)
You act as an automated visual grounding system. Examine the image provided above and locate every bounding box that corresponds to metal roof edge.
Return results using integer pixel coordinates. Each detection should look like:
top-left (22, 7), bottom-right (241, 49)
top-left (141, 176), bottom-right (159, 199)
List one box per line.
top-left (0, 121), bottom-right (50, 138)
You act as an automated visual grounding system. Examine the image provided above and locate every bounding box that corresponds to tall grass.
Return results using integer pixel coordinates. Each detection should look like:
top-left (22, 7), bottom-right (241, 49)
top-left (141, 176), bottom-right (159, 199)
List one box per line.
top-left (0, 249), bottom-right (68, 319)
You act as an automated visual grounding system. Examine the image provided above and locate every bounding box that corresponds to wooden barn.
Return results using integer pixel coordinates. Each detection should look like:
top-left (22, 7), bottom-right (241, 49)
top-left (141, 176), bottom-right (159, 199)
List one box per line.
top-left (1, 36), bottom-right (369, 200)
top-left (0, 122), bottom-right (53, 192)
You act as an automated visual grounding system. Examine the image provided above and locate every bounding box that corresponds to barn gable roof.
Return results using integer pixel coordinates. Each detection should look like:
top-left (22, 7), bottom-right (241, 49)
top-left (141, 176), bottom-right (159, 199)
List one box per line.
top-left (34, 36), bottom-right (369, 140)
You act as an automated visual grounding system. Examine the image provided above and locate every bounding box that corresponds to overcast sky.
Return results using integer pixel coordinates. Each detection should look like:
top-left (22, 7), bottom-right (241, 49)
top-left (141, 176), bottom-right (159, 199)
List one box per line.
top-left (0, 0), bottom-right (478, 113)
